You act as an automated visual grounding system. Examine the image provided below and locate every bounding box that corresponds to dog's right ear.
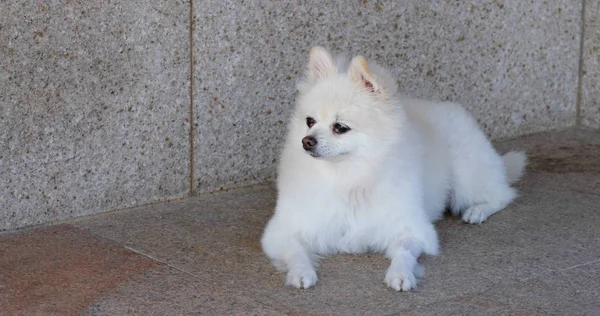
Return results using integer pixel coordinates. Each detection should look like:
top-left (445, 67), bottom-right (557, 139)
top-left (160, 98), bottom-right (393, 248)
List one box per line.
top-left (306, 46), bottom-right (335, 84)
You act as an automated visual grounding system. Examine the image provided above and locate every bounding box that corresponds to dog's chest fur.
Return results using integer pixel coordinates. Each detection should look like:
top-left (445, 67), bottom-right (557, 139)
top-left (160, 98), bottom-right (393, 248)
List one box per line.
top-left (312, 185), bottom-right (388, 254)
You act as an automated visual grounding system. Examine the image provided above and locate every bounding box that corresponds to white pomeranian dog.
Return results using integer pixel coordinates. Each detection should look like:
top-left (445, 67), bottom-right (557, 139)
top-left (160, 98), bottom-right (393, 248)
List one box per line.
top-left (261, 46), bottom-right (526, 291)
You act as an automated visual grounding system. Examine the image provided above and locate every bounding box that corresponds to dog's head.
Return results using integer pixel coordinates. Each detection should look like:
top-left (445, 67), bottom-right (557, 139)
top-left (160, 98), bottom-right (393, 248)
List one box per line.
top-left (291, 46), bottom-right (401, 162)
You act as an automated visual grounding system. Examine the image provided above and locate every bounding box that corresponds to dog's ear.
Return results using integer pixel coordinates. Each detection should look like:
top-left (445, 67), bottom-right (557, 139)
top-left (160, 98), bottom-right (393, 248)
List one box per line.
top-left (348, 56), bottom-right (381, 94)
top-left (306, 46), bottom-right (336, 83)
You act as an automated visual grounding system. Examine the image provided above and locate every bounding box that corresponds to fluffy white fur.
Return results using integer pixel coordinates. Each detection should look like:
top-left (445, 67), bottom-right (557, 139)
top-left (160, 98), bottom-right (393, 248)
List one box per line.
top-left (261, 46), bottom-right (527, 291)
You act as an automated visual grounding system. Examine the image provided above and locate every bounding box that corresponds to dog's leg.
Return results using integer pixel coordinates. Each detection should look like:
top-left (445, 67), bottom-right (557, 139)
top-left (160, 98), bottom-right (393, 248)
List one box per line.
top-left (261, 221), bottom-right (318, 289)
top-left (449, 145), bottom-right (519, 224)
top-left (451, 177), bottom-right (516, 224)
top-left (443, 104), bottom-right (526, 224)
top-left (458, 153), bottom-right (523, 224)
top-left (384, 242), bottom-right (424, 291)
top-left (285, 249), bottom-right (318, 289)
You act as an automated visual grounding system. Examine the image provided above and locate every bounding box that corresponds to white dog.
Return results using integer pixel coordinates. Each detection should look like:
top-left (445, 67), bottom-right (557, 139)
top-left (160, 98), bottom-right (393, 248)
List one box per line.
top-left (261, 46), bottom-right (526, 291)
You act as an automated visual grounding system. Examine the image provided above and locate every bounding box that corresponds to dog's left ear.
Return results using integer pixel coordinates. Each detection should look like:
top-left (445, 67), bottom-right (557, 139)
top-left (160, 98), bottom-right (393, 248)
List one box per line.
top-left (348, 56), bottom-right (381, 94)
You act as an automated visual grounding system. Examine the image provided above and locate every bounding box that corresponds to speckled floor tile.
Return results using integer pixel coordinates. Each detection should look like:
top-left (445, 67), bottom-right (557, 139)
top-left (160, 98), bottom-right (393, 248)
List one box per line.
top-left (0, 225), bottom-right (160, 316)
top-left (74, 129), bottom-right (600, 315)
top-left (582, 0), bottom-right (600, 128)
top-left (193, 0), bottom-right (581, 192)
top-left (398, 262), bottom-right (600, 316)
top-left (83, 267), bottom-right (286, 316)
top-left (0, 1), bottom-right (190, 230)
top-left (0, 224), bottom-right (284, 316)
top-left (73, 189), bottom-right (600, 315)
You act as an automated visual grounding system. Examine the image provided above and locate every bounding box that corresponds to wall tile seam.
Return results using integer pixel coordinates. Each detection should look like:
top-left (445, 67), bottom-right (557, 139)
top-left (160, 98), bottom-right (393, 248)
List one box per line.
top-left (188, 0), bottom-right (196, 196)
top-left (576, 0), bottom-right (587, 126)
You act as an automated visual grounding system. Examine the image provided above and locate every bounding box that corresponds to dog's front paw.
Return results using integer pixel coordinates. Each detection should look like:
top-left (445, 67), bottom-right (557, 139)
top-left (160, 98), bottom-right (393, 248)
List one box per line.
top-left (286, 268), bottom-right (318, 289)
top-left (384, 269), bottom-right (417, 291)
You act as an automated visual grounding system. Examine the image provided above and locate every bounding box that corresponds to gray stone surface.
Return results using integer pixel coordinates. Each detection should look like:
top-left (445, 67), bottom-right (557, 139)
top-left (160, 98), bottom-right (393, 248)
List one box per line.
top-left (399, 262), bottom-right (600, 316)
top-left (0, 224), bottom-right (163, 315)
top-left (74, 129), bottom-right (600, 315)
top-left (0, 1), bottom-right (190, 230)
top-left (71, 184), bottom-right (600, 315)
top-left (582, 0), bottom-right (600, 128)
top-left (84, 267), bottom-right (286, 316)
top-left (0, 224), bottom-right (284, 315)
top-left (193, 0), bottom-right (581, 192)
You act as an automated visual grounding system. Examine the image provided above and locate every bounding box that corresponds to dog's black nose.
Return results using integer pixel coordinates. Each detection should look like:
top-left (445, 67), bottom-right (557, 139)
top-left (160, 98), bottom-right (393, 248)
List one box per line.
top-left (302, 136), bottom-right (317, 151)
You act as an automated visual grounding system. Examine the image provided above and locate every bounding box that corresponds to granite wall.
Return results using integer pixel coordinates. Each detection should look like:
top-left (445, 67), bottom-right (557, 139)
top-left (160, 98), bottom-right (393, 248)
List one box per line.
top-left (193, 0), bottom-right (583, 193)
top-left (0, 0), bottom-right (593, 230)
top-left (1, 1), bottom-right (191, 230)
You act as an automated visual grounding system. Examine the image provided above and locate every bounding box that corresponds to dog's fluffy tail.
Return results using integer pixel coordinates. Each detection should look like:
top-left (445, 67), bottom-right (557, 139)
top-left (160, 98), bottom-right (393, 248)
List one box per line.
top-left (502, 151), bottom-right (527, 184)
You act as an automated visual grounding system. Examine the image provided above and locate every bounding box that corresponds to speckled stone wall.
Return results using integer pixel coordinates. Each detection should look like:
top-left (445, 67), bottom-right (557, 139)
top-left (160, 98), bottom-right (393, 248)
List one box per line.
top-left (582, 0), bottom-right (600, 128)
top-left (0, 1), bottom-right (190, 230)
top-left (193, 0), bottom-right (582, 193)
top-left (0, 1), bottom-right (587, 230)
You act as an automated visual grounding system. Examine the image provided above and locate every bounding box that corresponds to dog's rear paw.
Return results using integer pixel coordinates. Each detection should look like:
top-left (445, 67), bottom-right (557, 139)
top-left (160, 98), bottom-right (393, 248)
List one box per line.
top-left (384, 269), bottom-right (417, 291)
top-left (286, 268), bottom-right (318, 289)
top-left (461, 205), bottom-right (491, 224)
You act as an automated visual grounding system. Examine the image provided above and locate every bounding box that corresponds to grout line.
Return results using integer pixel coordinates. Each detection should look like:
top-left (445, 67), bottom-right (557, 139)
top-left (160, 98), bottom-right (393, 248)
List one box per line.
top-left (122, 245), bottom-right (206, 279)
top-left (188, 0), bottom-right (196, 196)
top-left (76, 227), bottom-right (293, 315)
top-left (121, 245), bottom-right (292, 314)
top-left (556, 257), bottom-right (600, 272)
top-left (75, 226), bottom-right (210, 283)
top-left (575, 0), bottom-right (587, 127)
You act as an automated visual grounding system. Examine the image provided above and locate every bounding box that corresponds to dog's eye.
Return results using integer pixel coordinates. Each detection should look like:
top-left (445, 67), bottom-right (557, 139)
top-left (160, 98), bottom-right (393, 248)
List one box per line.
top-left (333, 123), bottom-right (351, 134)
top-left (306, 117), bottom-right (316, 128)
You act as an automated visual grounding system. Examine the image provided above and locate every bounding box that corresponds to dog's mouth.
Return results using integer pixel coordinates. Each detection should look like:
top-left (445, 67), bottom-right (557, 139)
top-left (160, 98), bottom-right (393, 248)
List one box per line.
top-left (307, 150), bottom-right (321, 158)
top-left (305, 149), bottom-right (350, 160)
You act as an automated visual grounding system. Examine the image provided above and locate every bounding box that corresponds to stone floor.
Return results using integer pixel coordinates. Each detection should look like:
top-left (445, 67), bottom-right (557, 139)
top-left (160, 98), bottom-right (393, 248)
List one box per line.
top-left (1, 128), bottom-right (599, 316)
